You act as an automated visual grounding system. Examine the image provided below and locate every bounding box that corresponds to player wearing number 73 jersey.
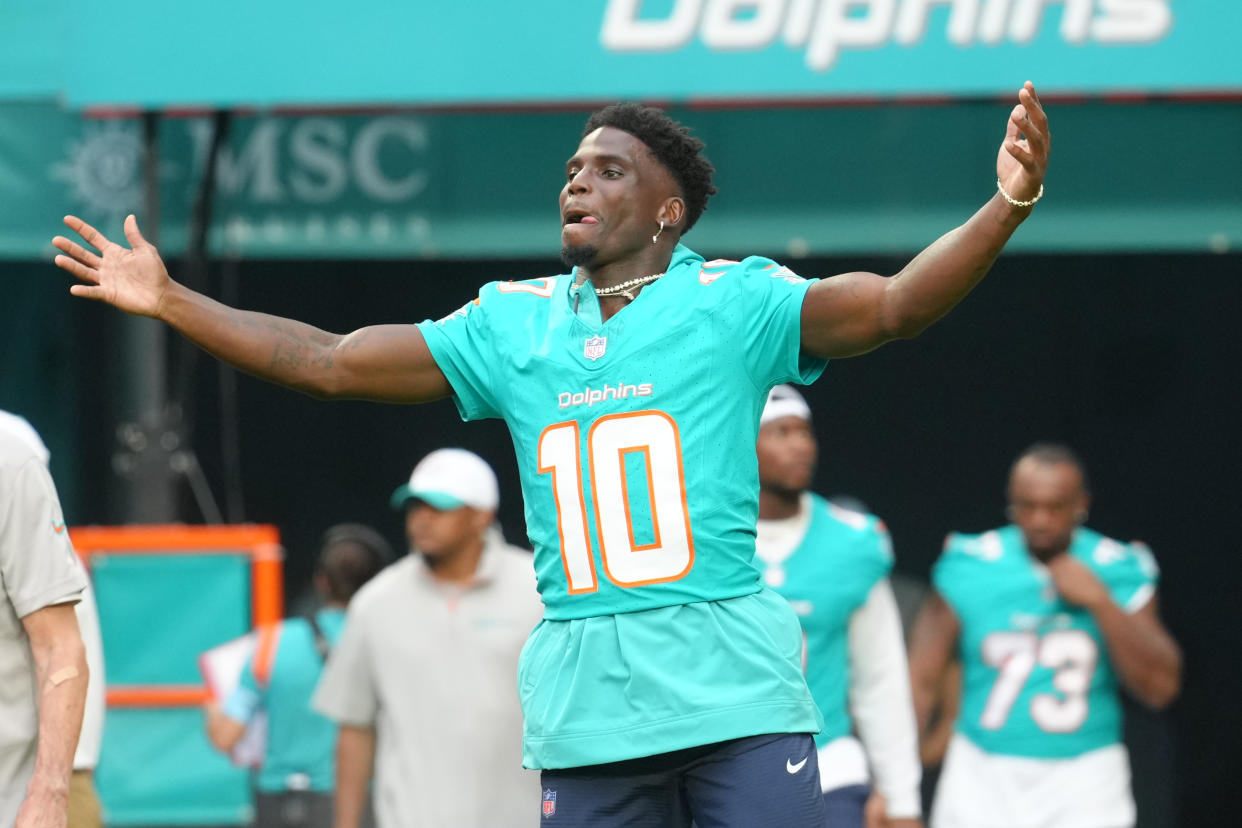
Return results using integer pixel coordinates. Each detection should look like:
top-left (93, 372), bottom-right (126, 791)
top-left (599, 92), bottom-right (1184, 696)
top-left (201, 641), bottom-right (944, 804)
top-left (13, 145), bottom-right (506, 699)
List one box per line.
top-left (909, 444), bottom-right (1181, 828)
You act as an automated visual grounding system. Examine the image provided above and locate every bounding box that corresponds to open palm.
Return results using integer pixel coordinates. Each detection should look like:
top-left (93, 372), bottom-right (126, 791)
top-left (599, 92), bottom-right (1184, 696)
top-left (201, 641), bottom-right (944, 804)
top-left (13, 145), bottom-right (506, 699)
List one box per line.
top-left (52, 214), bottom-right (171, 318)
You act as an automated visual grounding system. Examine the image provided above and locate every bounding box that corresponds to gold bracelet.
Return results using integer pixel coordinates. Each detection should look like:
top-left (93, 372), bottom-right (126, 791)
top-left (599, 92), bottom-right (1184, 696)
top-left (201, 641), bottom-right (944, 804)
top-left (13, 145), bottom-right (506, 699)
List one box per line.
top-left (997, 178), bottom-right (1043, 208)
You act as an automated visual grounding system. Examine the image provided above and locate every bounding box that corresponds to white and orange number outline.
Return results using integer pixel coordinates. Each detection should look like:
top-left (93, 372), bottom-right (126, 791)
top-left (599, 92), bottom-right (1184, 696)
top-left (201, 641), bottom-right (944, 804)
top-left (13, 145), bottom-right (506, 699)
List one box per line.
top-left (538, 410), bottom-right (695, 594)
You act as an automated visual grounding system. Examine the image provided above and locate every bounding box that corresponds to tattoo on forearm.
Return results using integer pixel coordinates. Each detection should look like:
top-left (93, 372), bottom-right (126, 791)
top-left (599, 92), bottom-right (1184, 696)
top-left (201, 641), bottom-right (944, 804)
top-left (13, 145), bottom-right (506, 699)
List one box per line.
top-left (270, 342), bottom-right (335, 372)
top-left (263, 319), bottom-right (335, 373)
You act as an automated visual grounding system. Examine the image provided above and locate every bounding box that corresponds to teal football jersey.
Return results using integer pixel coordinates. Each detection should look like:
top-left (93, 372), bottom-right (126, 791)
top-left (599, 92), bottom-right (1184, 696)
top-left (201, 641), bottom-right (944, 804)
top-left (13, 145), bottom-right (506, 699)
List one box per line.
top-left (756, 495), bottom-right (893, 748)
top-left (934, 525), bottom-right (1158, 759)
top-left (418, 244), bottom-right (828, 767)
top-left (419, 244), bottom-right (826, 619)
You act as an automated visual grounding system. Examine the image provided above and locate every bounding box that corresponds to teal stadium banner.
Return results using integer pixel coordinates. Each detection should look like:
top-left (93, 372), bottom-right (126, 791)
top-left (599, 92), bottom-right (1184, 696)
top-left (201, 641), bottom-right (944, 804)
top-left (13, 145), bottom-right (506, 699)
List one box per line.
top-left (1, 1), bottom-right (1239, 259)
top-left (1, 1), bottom-right (1238, 106)
top-left (2, 100), bottom-right (1240, 259)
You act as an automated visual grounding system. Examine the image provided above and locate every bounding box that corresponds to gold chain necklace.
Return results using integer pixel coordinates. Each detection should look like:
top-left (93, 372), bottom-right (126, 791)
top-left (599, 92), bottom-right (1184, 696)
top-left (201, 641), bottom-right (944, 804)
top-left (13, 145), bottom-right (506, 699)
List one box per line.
top-left (593, 272), bottom-right (665, 301)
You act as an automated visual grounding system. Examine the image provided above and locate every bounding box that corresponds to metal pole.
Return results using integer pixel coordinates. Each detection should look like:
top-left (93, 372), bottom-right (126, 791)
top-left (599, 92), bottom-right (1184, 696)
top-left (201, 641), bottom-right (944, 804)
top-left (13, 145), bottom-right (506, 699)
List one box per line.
top-left (113, 110), bottom-right (178, 524)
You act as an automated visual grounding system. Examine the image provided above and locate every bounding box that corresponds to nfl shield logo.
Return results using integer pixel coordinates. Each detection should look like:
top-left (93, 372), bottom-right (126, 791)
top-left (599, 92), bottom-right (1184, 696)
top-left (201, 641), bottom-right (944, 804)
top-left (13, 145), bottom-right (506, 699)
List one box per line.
top-left (542, 789), bottom-right (557, 818)
top-left (584, 335), bottom-right (607, 361)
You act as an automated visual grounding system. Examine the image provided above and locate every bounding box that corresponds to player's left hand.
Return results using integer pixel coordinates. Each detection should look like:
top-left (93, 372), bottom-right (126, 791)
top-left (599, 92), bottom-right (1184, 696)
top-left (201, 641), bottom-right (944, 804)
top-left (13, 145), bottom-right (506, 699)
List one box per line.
top-left (996, 81), bottom-right (1050, 207)
top-left (1046, 554), bottom-right (1110, 610)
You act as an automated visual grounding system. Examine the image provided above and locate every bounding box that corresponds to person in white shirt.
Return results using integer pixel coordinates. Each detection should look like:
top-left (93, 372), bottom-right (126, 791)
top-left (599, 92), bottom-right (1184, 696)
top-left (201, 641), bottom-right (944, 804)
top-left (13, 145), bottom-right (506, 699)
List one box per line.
top-left (313, 448), bottom-right (544, 828)
top-left (0, 410), bottom-right (90, 828)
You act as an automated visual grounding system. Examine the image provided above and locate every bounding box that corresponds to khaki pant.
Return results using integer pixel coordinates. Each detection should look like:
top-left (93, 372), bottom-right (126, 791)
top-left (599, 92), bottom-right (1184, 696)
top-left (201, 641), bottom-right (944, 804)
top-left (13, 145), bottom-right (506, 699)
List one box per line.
top-left (67, 770), bottom-right (103, 828)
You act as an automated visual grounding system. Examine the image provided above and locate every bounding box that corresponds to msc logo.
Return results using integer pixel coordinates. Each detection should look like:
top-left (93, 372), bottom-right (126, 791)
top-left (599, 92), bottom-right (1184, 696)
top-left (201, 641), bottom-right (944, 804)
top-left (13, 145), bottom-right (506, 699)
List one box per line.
top-left (602, 0), bottom-right (1174, 71)
top-left (51, 121), bottom-right (147, 220)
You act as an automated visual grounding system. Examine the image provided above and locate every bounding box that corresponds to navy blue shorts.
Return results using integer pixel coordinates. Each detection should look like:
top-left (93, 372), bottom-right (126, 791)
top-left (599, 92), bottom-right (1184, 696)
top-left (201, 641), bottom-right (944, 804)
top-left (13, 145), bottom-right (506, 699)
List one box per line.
top-left (538, 733), bottom-right (827, 827)
top-left (822, 783), bottom-right (870, 828)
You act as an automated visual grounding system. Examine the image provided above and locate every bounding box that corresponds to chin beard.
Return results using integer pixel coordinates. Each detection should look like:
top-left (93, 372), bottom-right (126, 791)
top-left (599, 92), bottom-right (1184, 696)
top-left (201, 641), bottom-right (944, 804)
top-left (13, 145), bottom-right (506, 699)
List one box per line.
top-left (560, 243), bottom-right (599, 268)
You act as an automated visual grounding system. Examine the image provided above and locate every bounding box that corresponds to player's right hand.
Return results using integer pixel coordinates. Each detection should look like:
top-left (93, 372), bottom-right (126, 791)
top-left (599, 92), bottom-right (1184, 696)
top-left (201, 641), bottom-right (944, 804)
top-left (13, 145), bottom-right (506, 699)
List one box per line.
top-left (1045, 554), bottom-right (1109, 611)
top-left (53, 214), bottom-right (172, 318)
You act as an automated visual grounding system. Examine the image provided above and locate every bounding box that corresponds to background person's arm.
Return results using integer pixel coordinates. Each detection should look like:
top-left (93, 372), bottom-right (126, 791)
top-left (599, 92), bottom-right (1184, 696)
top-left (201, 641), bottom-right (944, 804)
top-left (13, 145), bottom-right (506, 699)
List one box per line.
top-left (16, 603), bottom-right (88, 828)
top-left (907, 592), bottom-right (961, 749)
top-left (1046, 555), bottom-right (1182, 709)
top-left (204, 702), bottom-right (247, 753)
top-left (335, 725), bottom-right (376, 828)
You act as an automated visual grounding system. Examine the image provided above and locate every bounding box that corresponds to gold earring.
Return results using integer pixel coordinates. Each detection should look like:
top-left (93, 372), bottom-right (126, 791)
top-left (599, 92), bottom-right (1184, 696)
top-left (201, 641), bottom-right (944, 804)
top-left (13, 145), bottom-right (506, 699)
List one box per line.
top-left (652, 220), bottom-right (664, 244)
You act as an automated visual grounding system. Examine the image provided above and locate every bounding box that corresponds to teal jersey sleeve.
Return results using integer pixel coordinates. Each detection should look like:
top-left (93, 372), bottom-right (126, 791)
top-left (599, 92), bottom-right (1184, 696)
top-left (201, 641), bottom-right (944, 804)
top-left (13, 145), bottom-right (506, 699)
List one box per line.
top-left (1079, 535), bottom-right (1160, 613)
top-left (713, 255), bottom-right (828, 389)
top-left (931, 529), bottom-right (999, 614)
top-left (936, 526), bottom-right (1138, 759)
top-left (416, 291), bottom-right (503, 422)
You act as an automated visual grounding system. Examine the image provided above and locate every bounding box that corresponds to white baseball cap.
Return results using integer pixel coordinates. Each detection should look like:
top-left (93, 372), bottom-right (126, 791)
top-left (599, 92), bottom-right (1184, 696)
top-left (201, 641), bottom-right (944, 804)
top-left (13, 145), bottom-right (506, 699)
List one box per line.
top-left (760, 385), bottom-right (812, 425)
top-left (389, 448), bottom-right (499, 512)
top-left (0, 410), bottom-right (51, 465)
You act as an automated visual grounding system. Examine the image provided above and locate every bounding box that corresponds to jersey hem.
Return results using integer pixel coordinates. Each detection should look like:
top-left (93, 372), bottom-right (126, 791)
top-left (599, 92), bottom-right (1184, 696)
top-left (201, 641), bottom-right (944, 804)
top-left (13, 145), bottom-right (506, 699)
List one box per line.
top-left (952, 729), bottom-right (1125, 760)
top-left (522, 698), bottom-right (820, 769)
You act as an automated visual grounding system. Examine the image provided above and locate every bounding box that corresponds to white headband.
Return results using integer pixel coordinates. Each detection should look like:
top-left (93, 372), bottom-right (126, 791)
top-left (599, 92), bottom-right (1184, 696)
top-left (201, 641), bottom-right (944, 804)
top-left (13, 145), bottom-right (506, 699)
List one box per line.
top-left (761, 385), bottom-right (812, 425)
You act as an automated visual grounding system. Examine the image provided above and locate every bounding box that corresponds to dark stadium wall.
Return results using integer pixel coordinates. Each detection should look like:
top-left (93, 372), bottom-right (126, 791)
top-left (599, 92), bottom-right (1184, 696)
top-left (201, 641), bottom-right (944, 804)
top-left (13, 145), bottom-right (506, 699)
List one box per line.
top-left (0, 262), bottom-right (87, 512)
top-left (4, 251), bottom-right (1238, 826)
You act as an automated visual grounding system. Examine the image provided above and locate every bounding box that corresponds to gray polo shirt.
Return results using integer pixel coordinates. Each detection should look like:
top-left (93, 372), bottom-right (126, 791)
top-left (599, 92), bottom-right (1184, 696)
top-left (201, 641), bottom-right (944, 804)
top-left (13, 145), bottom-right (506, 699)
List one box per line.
top-left (0, 428), bottom-right (87, 825)
top-left (314, 531), bottom-right (544, 828)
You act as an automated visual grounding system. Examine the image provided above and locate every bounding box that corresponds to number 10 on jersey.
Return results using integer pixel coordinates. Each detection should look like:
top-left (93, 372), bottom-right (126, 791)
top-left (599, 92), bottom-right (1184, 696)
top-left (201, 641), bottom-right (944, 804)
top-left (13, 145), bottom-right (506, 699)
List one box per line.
top-left (538, 411), bottom-right (696, 594)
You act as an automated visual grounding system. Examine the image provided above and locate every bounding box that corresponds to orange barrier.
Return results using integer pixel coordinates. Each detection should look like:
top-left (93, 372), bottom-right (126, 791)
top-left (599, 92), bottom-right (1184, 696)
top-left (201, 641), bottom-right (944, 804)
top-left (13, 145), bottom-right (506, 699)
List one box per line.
top-left (71, 524), bottom-right (284, 708)
top-left (107, 685), bottom-right (213, 708)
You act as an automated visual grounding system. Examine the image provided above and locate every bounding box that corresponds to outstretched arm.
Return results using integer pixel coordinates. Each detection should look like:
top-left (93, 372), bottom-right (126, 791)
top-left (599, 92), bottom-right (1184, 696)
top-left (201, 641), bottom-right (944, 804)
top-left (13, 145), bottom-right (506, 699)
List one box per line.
top-left (801, 81), bottom-right (1050, 359)
top-left (53, 215), bottom-right (452, 403)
